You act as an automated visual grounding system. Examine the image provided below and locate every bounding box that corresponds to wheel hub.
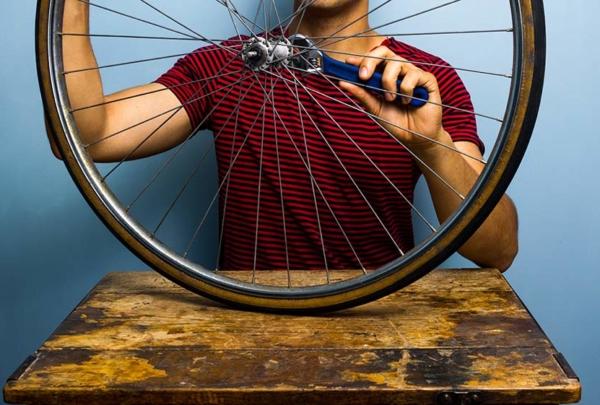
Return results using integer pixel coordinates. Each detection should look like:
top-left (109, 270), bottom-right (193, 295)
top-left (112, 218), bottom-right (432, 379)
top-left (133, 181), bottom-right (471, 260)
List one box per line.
top-left (242, 37), bottom-right (292, 71)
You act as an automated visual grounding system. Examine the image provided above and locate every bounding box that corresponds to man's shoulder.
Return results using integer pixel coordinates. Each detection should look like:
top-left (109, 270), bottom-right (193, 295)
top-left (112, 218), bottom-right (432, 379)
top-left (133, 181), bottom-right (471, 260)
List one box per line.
top-left (186, 35), bottom-right (247, 60)
top-left (383, 37), bottom-right (450, 67)
top-left (382, 37), bottom-right (467, 96)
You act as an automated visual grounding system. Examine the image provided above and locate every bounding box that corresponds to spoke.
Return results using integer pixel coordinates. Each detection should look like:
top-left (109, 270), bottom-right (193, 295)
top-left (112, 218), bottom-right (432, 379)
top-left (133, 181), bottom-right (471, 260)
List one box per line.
top-left (150, 73), bottom-right (256, 236)
top-left (62, 46), bottom-right (240, 75)
top-left (216, 0), bottom-right (263, 38)
top-left (264, 60), bottom-right (291, 281)
top-left (264, 67), bottom-right (466, 200)
top-left (59, 32), bottom-right (221, 41)
top-left (139, 0), bottom-right (237, 55)
top-left (269, 0), bottom-right (282, 32)
top-left (273, 94), bottom-right (291, 283)
top-left (223, 0), bottom-right (244, 40)
top-left (291, 79), bottom-right (329, 273)
top-left (252, 74), bottom-right (268, 277)
top-left (285, 44), bottom-right (511, 78)
top-left (287, 66), bottom-right (501, 123)
top-left (60, 31), bottom-right (243, 43)
top-left (253, 0), bottom-right (264, 29)
top-left (183, 74), bottom-right (280, 259)
top-left (79, 0), bottom-right (201, 41)
top-left (307, 28), bottom-right (513, 40)
top-left (72, 69), bottom-right (243, 113)
top-left (216, 75), bottom-right (248, 271)
top-left (263, 0), bottom-right (269, 40)
top-left (254, 77), bottom-right (365, 273)
top-left (268, 69), bottom-right (406, 256)
top-left (316, 0), bottom-right (463, 49)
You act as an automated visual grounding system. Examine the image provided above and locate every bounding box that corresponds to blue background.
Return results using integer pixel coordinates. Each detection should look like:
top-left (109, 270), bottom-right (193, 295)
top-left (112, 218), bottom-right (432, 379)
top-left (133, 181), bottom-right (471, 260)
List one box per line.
top-left (1, 1), bottom-right (598, 403)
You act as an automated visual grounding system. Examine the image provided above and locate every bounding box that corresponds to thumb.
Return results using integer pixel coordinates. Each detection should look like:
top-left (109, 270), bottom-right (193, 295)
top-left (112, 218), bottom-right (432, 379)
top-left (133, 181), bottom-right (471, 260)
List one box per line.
top-left (338, 81), bottom-right (383, 116)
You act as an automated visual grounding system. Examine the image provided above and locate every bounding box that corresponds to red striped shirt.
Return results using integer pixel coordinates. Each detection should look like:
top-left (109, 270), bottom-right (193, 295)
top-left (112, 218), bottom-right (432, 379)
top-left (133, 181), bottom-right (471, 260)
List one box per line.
top-left (155, 35), bottom-right (484, 270)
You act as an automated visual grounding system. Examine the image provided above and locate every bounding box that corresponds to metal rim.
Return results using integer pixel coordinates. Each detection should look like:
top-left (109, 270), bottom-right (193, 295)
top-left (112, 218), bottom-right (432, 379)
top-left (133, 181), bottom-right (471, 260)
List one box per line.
top-left (37, 0), bottom-right (546, 312)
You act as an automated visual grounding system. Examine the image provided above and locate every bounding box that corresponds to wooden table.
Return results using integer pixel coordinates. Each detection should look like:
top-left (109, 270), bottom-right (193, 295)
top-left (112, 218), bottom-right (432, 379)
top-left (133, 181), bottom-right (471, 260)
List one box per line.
top-left (3, 268), bottom-right (581, 405)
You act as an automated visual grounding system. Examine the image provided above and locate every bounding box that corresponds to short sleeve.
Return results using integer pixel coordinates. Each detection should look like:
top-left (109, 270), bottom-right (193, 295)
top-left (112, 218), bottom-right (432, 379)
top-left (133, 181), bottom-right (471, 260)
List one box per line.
top-left (154, 49), bottom-right (212, 131)
top-left (434, 61), bottom-right (486, 156)
top-left (382, 38), bottom-right (485, 156)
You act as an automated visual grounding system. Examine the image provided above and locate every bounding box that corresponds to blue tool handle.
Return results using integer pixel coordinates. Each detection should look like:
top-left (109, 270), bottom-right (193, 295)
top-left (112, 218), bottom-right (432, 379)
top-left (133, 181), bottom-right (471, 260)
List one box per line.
top-left (322, 54), bottom-right (429, 108)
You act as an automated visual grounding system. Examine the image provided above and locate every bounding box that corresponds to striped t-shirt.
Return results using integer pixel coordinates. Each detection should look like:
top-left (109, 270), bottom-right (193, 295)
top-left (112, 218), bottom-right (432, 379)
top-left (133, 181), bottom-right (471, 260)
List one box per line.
top-left (155, 34), bottom-right (484, 270)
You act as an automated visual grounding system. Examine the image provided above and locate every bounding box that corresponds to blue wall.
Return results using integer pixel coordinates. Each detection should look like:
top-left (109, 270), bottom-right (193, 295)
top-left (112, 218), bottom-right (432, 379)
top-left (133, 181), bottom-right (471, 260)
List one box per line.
top-left (1, 1), bottom-right (598, 403)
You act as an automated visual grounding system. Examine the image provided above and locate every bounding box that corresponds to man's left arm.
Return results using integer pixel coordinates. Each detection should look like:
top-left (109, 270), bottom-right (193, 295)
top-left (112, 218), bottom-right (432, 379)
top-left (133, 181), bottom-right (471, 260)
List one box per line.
top-left (340, 45), bottom-right (518, 272)
top-left (411, 136), bottom-right (519, 272)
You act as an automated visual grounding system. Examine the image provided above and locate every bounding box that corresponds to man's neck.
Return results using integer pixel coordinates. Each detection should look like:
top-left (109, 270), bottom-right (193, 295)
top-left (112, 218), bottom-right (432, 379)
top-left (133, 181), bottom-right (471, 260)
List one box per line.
top-left (288, 2), bottom-right (384, 60)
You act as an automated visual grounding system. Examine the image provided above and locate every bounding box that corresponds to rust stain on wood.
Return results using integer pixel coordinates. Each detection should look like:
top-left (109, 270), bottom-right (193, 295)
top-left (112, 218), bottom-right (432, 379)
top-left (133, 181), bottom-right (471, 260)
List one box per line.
top-left (20, 353), bottom-right (167, 389)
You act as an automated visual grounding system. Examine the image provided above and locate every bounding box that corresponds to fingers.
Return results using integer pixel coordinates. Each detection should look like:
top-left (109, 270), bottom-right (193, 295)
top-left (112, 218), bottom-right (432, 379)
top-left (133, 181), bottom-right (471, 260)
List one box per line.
top-left (344, 45), bottom-right (440, 107)
top-left (357, 46), bottom-right (391, 80)
top-left (345, 55), bottom-right (362, 67)
top-left (381, 55), bottom-right (404, 102)
top-left (338, 81), bottom-right (382, 116)
top-left (398, 69), bottom-right (421, 105)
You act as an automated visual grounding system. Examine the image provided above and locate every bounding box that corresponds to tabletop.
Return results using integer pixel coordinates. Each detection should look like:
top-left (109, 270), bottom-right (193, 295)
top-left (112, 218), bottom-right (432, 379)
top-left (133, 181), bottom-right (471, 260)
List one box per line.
top-left (3, 268), bottom-right (581, 405)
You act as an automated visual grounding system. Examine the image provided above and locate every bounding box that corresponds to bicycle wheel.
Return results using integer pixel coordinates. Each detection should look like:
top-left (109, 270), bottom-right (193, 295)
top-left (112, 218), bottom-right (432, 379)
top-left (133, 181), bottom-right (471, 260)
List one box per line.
top-left (36, 0), bottom-right (546, 313)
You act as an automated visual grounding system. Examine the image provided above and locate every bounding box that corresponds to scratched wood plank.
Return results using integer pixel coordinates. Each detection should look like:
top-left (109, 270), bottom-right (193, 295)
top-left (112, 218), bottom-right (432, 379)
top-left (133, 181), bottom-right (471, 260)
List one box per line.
top-left (3, 269), bottom-right (581, 405)
top-left (4, 347), bottom-right (580, 405)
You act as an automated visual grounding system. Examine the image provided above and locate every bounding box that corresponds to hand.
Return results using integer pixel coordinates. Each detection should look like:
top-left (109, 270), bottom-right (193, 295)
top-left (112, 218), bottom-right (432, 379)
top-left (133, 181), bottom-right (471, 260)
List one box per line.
top-left (338, 45), bottom-right (450, 150)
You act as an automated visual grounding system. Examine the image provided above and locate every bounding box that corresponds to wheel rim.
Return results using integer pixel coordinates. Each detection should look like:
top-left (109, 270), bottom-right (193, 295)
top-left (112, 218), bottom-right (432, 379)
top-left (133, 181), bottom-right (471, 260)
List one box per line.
top-left (37, 0), bottom-right (546, 312)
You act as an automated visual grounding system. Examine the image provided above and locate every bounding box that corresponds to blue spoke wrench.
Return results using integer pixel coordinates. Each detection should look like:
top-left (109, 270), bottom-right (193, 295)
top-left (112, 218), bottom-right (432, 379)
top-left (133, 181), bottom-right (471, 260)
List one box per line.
top-left (288, 34), bottom-right (429, 108)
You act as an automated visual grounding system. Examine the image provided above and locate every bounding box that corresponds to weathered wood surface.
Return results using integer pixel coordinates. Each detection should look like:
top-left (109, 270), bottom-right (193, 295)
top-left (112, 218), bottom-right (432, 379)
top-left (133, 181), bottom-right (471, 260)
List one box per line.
top-left (3, 269), bottom-right (581, 405)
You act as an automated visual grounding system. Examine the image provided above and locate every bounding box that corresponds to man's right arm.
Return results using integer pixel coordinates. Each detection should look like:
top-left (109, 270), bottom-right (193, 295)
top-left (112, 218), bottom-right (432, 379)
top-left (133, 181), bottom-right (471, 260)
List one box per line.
top-left (49, 0), bottom-right (193, 162)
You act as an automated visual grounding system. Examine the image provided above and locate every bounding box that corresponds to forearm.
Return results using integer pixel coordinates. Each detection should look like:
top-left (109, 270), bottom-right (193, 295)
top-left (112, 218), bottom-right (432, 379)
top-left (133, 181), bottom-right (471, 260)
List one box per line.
top-left (410, 131), bottom-right (519, 271)
top-left (50, 2), bottom-right (192, 163)
top-left (62, 0), bottom-right (107, 144)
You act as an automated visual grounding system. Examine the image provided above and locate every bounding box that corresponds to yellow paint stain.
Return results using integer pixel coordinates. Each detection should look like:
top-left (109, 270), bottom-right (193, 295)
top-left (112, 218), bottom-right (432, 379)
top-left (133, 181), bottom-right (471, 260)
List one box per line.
top-left (83, 294), bottom-right (206, 320)
top-left (463, 351), bottom-right (558, 388)
top-left (353, 351), bottom-right (380, 366)
top-left (44, 322), bottom-right (217, 350)
top-left (22, 353), bottom-right (167, 389)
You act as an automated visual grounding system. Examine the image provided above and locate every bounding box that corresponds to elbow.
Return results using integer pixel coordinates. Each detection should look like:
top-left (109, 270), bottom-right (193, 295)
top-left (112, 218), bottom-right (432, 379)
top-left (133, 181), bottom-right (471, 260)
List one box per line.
top-left (50, 142), bottom-right (65, 161)
top-left (476, 198), bottom-right (519, 272)
top-left (460, 233), bottom-right (519, 273)
top-left (50, 139), bottom-right (109, 163)
top-left (494, 239), bottom-right (518, 273)
top-left (483, 235), bottom-right (519, 273)
top-left (52, 150), bottom-right (64, 161)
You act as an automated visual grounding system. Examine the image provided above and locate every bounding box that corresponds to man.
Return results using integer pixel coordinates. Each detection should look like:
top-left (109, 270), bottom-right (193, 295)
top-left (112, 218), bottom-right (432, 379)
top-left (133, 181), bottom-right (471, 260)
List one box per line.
top-left (51, 0), bottom-right (518, 271)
